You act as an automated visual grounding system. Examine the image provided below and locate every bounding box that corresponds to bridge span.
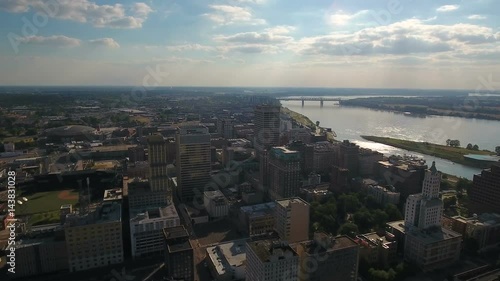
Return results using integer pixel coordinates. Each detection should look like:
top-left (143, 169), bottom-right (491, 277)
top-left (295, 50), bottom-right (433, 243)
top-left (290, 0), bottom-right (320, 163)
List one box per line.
top-left (277, 97), bottom-right (341, 107)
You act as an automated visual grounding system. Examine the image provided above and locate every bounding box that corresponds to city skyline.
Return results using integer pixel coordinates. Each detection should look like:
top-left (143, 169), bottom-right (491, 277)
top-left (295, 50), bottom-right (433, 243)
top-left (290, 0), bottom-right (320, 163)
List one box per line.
top-left (0, 0), bottom-right (499, 88)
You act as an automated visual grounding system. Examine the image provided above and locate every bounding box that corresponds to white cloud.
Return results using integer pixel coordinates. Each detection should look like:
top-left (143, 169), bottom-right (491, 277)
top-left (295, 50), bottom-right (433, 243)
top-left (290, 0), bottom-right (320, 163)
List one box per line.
top-left (0, 0), bottom-right (153, 29)
top-left (88, 38), bottom-right (120, 48)
top-left (17, 35), bottom-right (81, 47)
top-left (328, 10), bottom-right (369, 26)
top-left (231, 0), bottom-right (267, 4)
top-left (468, 15), bottom-right (486, 20)
top-left (165, 44), bottom-right (215, 52)
top-left (204, 5), bottom-right (266, 25)
top-left (436, 5), bottom-right (459, 12)
top-left (215, 32), bottom-right (293, 44)
top-left (264, 25), bottom-right (295, 34)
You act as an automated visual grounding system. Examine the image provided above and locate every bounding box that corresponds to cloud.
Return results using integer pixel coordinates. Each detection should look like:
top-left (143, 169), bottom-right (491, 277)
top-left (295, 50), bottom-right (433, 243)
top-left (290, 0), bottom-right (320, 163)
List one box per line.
top-left (264, 25), bottom-right (295, 34)
top-left (17, 35), bottom-right (82, 47)
top-left (231, 0), bottom-right (267, 4)
top-left (293, 19), bottom-right (498, 57)
top-left (0, 0), bottom-right (153, 29)
top-left (436, 5), bottom-right (459, 12)
top-left (467, 15), bottom-right (486, 20)
top-left (165, 44), bottom-right (215, 52)
top-left (204, 5), bottom-right (266, 25)
top-left (215, 31), bottom-right (293, 44)
top-left (219, 44), bottom-right (280, 54)
top-left (88, 38), bottom-right (120, 48)
top-left (328, 10), bottom-right (369, 26)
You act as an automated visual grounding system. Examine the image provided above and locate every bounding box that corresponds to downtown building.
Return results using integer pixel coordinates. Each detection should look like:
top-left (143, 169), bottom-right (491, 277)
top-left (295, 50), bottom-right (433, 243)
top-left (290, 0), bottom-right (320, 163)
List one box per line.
top-left (176, 125), bottom-right (211, 202)
top-left (468, 164), bottom-right (500, 214)
top-left (403, 162), bottom-right (462, 272)
top-left (268, 147), bottom-right (302, 200)
top-left (163, 225), bottom-right (194, 281)
top-left (246, 239), bottom-right (299, 281)
top-left (130, 204), bottom-right (180, 258)
top-left (254, 105), bottom-right (281, 154)
top-left (296, 233), bottom-right (359, 281)
top-left (274, 197), bottom-right (310, 243)
top-left (147, 135), bottom-right (171, 195)
top-left (64, 202), bottom-right (123, 272)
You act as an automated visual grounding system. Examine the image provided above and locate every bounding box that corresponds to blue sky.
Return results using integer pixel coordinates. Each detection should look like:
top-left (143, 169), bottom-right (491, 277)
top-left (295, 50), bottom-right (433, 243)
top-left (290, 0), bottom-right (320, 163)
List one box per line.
top-left (0, 0), bottom-right (499, 89)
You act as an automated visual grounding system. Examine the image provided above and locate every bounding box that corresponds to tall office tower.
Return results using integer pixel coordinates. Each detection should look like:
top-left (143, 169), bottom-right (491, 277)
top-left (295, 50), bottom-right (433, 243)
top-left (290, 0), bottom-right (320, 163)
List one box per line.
top-left (404, 161), bottom-right (443, 229)
top-left (64, 202), bottom-right (123, 272)
top-left (176, 125), bottom-right (211, 202)
top-left (403, 162), bottom-right (462, 272)
top-left (163, 226), bottom-right (194, 281)
top-left (268, 147), bottom-right (302, 200)
top-left (246, 239), bottom-right (299, 281)
top-left (296, 233), bottom-right (359, 281)
top-left (254, 105), bottom-right (281, 154)
top-left (147, 135), bottom-right (169, 192)
top-left (468, 164), bottom-right (500, 214)
top-left (217, 118), bottom-right (234, 139)
top-left (338, 140), bottom-right (360, 176)
top-left (274, 198), bottom-right (310, 243)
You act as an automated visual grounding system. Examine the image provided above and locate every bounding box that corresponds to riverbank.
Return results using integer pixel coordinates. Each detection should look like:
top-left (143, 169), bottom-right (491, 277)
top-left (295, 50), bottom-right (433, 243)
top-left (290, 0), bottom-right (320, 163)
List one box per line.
top-left (361, 135), bottom-right (495, 168)
top-left (281, 107), bottom-right (315, 128)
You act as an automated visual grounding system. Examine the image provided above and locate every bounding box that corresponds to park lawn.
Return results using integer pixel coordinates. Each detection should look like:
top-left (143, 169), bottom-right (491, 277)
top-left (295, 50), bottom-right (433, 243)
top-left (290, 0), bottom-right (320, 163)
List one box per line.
top-left (131, 116), bottom-right (151, 125)
top-left (16, 190), bottom-right (79, 216)
top-left (28, 210), bottom-right (61, 226)
top-left (361, 135), bottom-right (494, 167)
top-left (282, 107), bottom-right (315, 128)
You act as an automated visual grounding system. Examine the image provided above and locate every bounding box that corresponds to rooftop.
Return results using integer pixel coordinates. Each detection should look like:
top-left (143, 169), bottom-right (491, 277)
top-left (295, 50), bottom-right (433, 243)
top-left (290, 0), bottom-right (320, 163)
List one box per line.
top-left (130, 204), bottom-right (180, 223)
top-left (407, 226), bottom-right (462, 244)
top-left (64, 202), bottom-right (121, 227)
top-left (247, 239), bottom-right (297, 263)
top-left (206, 239), bottom-right (247, 276)
top-left (300, 234), bottom-right (358, 254)
top-left (103, 188), bottom-right (123, 201)
top-left (276, 197), bottom-right (309, 208)
top-left (240, 202), bottom-right (276, 216)
top-left (164, 226), bottom-right (193, 253)
top-left (356, 232), bottom-right (396, 249)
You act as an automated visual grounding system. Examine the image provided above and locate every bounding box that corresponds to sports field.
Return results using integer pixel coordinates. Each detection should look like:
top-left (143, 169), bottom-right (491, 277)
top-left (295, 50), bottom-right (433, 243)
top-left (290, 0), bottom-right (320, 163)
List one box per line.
top-left (16, 189), bottom-right (79, 216)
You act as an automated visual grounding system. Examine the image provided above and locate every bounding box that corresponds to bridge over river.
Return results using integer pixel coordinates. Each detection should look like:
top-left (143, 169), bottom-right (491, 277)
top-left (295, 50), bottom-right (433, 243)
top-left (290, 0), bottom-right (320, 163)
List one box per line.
top-left (277, 97), bottom-right (341, 107)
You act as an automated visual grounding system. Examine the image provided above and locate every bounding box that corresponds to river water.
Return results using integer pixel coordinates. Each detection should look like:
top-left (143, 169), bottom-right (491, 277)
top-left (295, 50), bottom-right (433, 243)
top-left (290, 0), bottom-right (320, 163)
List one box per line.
top-left (281, 99), bottom-right (500, 179)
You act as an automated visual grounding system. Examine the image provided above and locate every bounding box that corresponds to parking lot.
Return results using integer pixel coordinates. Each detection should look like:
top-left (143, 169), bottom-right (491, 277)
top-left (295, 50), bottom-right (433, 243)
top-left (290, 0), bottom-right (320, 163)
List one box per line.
top-left (193, 218), bottom-right (240, 247)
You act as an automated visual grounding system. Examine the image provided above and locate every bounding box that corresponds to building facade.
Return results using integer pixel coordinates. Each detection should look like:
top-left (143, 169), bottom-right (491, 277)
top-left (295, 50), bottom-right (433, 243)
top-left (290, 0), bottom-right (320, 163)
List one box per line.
top-left (204, 190), bottom-right (230, 219)
top-left (176, 125), bottom-right (211, 202)
top-left (246, 239), bottom-right (299, 281)
top-left (130, 205), bottom-right (180, 258)
top-left (296, 233), bottom-right (359, 281)
top-left (164, 226), bottom-right (194, 281)
top-left (254, 105), bottom-right (281, 153)
top-left (468, 164), bottom-right (500, 214)
top-left (268, 147), bottom-right (302, 200)
top-left (274, 198), bottom-right (310, 243)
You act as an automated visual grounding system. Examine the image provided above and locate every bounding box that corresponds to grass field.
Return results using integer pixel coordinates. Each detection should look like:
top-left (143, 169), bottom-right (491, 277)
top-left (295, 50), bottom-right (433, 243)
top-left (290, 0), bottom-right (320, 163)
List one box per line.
top-left (361, 135), bottom-right (494, 168)
top-left (282, 107), bottom-right (315, 128)
top-left (16, 189), bottom-right (79, 216)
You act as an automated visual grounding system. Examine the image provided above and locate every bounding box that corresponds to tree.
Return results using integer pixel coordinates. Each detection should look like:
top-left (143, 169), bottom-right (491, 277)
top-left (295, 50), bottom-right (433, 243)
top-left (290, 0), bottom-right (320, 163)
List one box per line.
top-left (372, 209), bottom-right (389, 228)
top-left (338, 194), bottom-right (361, 214)
top-left (496, 146), bottom-right (500, 155)
top-left (466, 143), bottom-right (473, 150)
top-left (353, 208), bottom-right (374, 232)
top-left (473, 144), bottom-right (479, 150)
top-left (315, 121), bottom-right (320, 127)
top-left (456, 178), bottom-right (473, 193)
top-left (443, 196), bottom-right (457, 209)
top-left (384, 204), bottom-right (403, 221)
top-left (338, 223), bottom-right (359, 237)
top-left (446, 139), bottom-right (451, 146)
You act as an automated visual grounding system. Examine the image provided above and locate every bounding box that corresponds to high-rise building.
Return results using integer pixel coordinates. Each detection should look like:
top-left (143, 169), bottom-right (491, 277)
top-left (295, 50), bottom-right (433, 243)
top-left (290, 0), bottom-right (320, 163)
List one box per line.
top-left (176, 125), bottom-right (211, 202)
top-left (254, 105), bottom-right (281, 153)
top-left (404, 161), bottom-right (443, 229)
top-left (468, 164), bottom-right (500, 214)
top-left (274, 198), bottom-right (310, 243)
top-left (204, 190), bottom-right (229, 219)
top-left (402, 162), bottom-right (462, 272)
top-left (246, 239), bottom-right (299, 281)
top-left (163, 226), bottom-right (194, 281)
top-left (147, 135), bottom-right (170, 194)
top-left (64, 202), bottom-right (123, 272)
top-left (268, 147), bottom-right (302, 200)
top-left (296, 233), bottom-right (359, 281)
top-left (338, 140), bottom-right (359, 176)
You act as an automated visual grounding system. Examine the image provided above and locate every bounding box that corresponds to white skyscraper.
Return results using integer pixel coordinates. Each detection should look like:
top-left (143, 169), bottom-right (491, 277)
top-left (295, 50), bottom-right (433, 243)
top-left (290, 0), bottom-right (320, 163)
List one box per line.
top-left (404, 161), bottom-right (443, 229)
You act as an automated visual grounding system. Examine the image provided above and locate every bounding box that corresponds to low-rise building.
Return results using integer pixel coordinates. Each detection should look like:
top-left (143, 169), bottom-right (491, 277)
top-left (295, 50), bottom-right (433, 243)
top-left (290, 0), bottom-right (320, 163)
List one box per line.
top-left (355, 231), bottom-right (398, 269)
top-left (130, 205), bottom-right (180, 258)
top-left (366, 184), bottom-right (400, 205)
top-left (239, 202), bottom-right (276, 237)
top-left (164, 226), bottom-right (194, 281)
top-left (442, 213), bottom-right (500, 252)
top-left (296, 233), bottom-right (359, 281)
top-left (204, 190), bottom-right (229, 219)
top-left (206, 239), bottom-right (247, 281)
top-left (404, 226), bottom-right (462, 272)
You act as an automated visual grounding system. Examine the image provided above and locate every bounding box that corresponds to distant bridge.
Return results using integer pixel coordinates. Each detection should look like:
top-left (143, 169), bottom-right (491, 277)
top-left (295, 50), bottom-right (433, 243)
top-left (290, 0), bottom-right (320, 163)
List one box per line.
top-left (277, 97), bottom-right (342, 107)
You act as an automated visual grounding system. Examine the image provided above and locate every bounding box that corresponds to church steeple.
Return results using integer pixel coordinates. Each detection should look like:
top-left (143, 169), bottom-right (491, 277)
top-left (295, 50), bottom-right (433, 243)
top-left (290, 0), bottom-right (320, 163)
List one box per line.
top-left (430, 161), bottom-right (437, 175)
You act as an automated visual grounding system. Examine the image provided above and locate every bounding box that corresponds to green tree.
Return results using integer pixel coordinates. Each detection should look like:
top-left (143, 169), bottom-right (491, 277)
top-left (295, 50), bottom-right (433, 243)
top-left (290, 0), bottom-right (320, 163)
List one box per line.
top-left (443, 196), bottom-right (457, 209)
top-left (353, 208), bottom-right (374, 232)
top-left (338, 223), bottom-right (359, 237)
top-left (466, 143), bottom-right (473, 150)
top-left (472, 144), bottom-right (479, 150)
top-left (372, 209), bottom-right (389, 228)
top-left (316, 121), bottom-right (320, 127)
top-left (338, 194), bottom-right (361, 214)
top-left (496, 146), bottom-right (500, 155)
top-left (456, 178), bottom-right (473, 193)
top-left (384, 204), bottom-right (403, 221)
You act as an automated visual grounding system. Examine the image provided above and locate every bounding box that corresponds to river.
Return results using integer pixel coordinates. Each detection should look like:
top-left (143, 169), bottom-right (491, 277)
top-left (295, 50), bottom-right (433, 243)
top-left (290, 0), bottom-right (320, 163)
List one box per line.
top-left (281, 99), bottom-right (500, 179)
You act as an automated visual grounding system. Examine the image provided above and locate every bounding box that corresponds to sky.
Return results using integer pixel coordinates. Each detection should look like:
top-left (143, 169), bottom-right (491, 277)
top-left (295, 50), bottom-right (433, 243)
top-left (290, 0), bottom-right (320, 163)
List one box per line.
top-left (0, 0), bottom-right (499, 89)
